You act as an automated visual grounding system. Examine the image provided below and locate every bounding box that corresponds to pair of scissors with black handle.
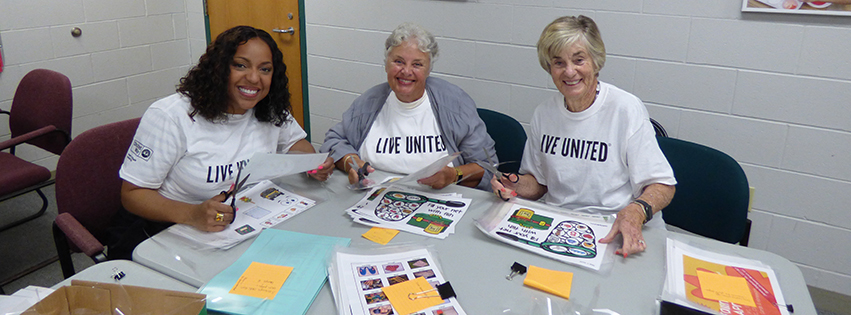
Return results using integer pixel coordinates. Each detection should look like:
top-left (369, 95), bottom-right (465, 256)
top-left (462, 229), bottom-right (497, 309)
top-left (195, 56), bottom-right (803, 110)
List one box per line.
top-left (221, 165), bottom-right (250, 224)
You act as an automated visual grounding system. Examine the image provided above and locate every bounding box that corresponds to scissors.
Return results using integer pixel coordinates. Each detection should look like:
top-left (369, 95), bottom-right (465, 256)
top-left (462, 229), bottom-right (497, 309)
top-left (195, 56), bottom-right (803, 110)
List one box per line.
top-left (347, 158), bottom-right (375, 190)
top-left (222, 164), bottom-right (250, 224)
top-left (482, 148), bottom-right (518, 184)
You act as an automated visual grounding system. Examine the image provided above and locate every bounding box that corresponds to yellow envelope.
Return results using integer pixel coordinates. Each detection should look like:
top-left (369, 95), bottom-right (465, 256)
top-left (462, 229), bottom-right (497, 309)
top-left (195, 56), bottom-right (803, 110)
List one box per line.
top-left (523, 265), bottom-right (573, 299)
top-left (697, 270), bottom-right (756, 307)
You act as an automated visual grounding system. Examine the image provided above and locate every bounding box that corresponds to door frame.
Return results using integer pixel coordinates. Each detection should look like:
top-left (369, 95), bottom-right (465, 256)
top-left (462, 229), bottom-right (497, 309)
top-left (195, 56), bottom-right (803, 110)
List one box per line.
top-left (203, 0), bottom-right (312, 141)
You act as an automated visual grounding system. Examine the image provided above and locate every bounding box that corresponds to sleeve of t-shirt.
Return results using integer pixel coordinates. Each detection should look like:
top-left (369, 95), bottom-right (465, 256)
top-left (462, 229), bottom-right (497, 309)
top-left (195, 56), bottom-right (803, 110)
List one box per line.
top-left (519, 108), bottom-right (548, 186)
top-left (275, 115), bottom-right (308, 153)
top-left (119, 106), bottom-right (186, 189)
top-left (625, 107), bottom-right (677, 196)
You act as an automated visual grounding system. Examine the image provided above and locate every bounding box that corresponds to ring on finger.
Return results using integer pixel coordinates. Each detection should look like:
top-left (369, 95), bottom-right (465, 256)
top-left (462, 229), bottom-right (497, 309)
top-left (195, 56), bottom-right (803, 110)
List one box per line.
top-left (638, 240), bottom-right (646, 246)
top-left (215, 212), bottom-right (224, 222)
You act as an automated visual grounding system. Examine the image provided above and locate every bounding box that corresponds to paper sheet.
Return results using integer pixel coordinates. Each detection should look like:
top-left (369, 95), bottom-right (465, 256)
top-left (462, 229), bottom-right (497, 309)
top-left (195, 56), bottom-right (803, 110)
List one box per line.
top-left (165, 180), bottom-right (316, 249)
top-left (362, 227), bottom-right (400, 245)
top-left (332, 248), bottom-right (466, 315)
top-left (663, 237), bottom-right (790, 315)
top-left (383, 277), bottom-right (443, 315)
top-left (523, 265), bottom-right (573, 300)
top-left (200, 229), bottom-right (351, 315)
top-left (390, 152), bottom-right (460, 185)
top-left (230, 262), bottom-right (294, 299)
top-left (242, 152), bottom-right (328, 183)
top-left (476, 203), bottom-right (613, 270)
top-left (345, 186), bottom-right (471, 239)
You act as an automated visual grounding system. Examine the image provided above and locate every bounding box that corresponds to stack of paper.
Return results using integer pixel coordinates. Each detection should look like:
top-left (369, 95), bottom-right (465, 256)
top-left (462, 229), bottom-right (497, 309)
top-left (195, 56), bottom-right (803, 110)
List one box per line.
top-left (329, 247), bottom-right (466, 315)
top-left (345, 186), bottom-right (471, 239)
top-left (166, 180), bottom-right (316, 249)
top-left (199, 229), bottom-right (351, 315)
top-left (662, 237), bottom-right (791, 315)
top-left (474, 201), bottom-right (614, 270)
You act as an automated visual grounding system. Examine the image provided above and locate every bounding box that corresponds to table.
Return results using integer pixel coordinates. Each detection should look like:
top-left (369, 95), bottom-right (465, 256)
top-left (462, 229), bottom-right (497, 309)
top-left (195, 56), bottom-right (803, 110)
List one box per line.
top-left (52, 260), bottom-right (196, 292)
top-left (133, 171), bottom-right (816, 315)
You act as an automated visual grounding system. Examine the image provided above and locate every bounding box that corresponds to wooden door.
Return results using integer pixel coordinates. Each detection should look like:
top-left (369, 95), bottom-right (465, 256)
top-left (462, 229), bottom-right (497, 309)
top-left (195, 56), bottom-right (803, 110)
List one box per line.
top-left (206, 0), bottom-right (307, 129)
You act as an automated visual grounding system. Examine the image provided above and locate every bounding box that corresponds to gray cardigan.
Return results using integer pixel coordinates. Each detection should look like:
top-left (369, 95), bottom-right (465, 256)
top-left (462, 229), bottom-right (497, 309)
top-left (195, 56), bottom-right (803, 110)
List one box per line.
top-left (320, 77), bottom-right (497, 191)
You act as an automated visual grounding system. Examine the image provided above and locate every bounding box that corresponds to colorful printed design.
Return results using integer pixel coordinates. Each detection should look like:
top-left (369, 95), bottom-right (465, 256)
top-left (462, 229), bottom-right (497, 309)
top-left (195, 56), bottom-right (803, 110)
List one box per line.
top-left (497, 219), bottom-right (598, 258)
top-left (541, 220), bottom-right (597, 258)
top-left (508, 208), bottom-right (553, 230)
top-left (238, 196), bottom-right (253, 203)
top-left (407, 214), bottom-right (453, 234)
top-left (234, 225), bottom-right (255, 235)
top-left (407, 258), bottom-right (430, 269)
top-left (683, 255), bottom-right (783, 315)
top-left (364, 292), bottom-right (388, 304)
top-left (358, 265), bottom-right (378, 277)
top-left (361, 279), bottom-right (383, 290)
top-left (374, 191), bottom-right (466, 222)
top-left (260, 187), bottom-right (284, 200)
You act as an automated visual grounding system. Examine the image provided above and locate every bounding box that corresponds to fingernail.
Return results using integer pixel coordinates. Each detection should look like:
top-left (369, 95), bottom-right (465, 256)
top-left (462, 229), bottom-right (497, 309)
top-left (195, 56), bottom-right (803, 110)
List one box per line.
top-left (511, 191), bottom-right (517, 197)
top-left (318, 165), bottom-right (324, 169)
top-left (308, 170), bottom-right (317, 174)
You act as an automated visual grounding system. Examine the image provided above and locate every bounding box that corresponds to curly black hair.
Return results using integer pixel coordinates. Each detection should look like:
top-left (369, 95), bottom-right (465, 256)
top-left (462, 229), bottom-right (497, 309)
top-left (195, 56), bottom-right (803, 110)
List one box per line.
top-left (178, 26), bottom-right (291, 126)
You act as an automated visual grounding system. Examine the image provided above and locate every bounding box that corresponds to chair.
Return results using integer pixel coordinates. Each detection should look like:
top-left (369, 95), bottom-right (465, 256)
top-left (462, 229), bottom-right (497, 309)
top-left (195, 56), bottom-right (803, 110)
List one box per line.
top-left (476, 108), bottom-right (527, 174)
top-left (0, 69), bottom-right (73, 232)
top-left (53, 118), bottom-right (140, 278)
top-left (650, 118), bottom-right (668, 137)
top-left (657, 136), bottom-right (752, 246)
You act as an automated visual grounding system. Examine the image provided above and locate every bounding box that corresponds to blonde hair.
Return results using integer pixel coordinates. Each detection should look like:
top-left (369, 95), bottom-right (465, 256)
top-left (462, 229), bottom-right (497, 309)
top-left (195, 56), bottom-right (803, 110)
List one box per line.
top-left (536, 15), bottom-right (606, 75)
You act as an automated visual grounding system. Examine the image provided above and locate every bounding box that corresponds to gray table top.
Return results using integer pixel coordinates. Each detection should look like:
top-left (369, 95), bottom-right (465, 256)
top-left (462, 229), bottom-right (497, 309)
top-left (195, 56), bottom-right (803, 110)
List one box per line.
top-left (133, 170), bottom-right (816, 315)
top-left (52, 260), bottom-right (196, 292)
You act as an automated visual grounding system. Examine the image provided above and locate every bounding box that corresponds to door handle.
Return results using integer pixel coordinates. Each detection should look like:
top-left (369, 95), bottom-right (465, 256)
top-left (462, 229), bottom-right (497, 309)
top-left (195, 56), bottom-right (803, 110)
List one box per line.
top-left (273, 27), bottom-right (295, 35)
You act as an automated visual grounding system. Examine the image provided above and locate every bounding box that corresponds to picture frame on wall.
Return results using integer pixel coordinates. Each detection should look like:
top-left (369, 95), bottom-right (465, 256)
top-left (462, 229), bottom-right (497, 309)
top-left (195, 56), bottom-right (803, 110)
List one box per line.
top-left (743, 0), bottom-right (851, 16)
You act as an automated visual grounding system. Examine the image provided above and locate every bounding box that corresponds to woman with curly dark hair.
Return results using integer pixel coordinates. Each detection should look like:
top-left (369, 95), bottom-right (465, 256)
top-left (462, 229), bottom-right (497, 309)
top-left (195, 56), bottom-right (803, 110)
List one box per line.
top-left (112, 26), bottom-right (333, 259)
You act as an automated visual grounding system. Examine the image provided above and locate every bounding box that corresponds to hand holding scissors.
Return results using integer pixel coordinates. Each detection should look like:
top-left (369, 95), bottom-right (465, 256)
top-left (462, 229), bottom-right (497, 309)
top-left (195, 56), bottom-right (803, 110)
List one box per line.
top-left (481, 148), bottom-right (518, 201)
top-left (220, 165), bottom-right (250, 224)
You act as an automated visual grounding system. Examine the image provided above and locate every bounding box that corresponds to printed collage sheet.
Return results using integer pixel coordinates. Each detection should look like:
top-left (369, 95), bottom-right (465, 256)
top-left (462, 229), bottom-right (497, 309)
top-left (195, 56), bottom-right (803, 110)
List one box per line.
top-left (664, 238), bottom-right (790, 315)
top-left (166, 180), bottom-right (316, 249)
top-left (346, 186), bottom-right (471, 239)
top-left (476, 202), bottom-right (614, 270)
top-left (332, 247), bottom-right (466, 315)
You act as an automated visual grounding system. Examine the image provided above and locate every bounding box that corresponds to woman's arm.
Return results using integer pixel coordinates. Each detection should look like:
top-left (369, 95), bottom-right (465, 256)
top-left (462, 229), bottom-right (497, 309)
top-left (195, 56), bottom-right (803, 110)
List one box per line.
top-left (490, 173), bottom-right (548, 201)
top-left (120, 181), bottom-right (233, 232)
top-left (600, 183), bottom-right (675, 256)
top-left (289, 139), bottom-right (334, 181)
top-left (417, 162), bottom-right (484, 189)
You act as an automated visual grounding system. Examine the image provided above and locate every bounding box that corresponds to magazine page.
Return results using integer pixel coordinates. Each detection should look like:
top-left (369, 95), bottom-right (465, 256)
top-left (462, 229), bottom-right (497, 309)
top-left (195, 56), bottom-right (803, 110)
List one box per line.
top-left (664, 237), bottom-right (790, 315)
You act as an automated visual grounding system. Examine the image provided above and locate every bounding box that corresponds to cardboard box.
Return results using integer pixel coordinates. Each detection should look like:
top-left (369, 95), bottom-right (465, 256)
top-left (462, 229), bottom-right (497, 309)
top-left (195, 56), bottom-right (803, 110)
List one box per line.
top-left (22, 280), bottom-right (207, 315)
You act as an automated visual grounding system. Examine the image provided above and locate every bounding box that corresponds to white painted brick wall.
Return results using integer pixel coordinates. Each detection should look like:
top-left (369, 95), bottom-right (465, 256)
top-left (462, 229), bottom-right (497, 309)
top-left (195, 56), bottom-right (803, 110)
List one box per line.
top-left (305, 0), bottom-right (851, 296)
top-left (0, 0), bottom-right (205, 170)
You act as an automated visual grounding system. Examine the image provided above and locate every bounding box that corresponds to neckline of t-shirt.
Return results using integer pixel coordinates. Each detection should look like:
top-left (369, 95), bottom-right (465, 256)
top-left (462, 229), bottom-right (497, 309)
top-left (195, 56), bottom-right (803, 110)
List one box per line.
top-left (386, 92), bottom-right (432, 117)
top-left (559, 83), bottom-right (605, 120)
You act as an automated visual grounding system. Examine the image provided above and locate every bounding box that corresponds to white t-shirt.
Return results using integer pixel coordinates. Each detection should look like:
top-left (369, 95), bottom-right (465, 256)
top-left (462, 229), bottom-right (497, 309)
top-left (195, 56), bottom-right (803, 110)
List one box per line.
top-left (119, 94), bottom-right (306, 204)
top-left (520, 82), bottom-right (675, 224)
top-left (359, 92), bottom-right (451, 174)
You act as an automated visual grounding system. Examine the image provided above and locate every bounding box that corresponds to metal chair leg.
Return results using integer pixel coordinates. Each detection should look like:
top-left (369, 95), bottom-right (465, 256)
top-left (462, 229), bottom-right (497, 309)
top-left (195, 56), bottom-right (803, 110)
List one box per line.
top-left (53, 223), bottom-right (76, 279)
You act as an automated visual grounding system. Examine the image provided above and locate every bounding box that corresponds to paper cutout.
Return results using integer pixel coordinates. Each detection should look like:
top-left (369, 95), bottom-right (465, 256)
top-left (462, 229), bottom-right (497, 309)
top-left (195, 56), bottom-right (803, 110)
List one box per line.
top-left (523, 265), bottom-right (573, 300)
top-left (382, 277), bottom-right (443, 315)
top-left (362, 227), bottom-right (400, 245)
top-left (229, 262), bottom-right (293, 299)
top-left (697, 270), bottom-right (756, 307)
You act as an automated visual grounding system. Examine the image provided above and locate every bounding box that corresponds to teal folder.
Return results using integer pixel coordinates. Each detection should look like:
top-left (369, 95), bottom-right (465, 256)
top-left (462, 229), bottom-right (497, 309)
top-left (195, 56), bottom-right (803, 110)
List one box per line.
top-left (199, 229), bottom-right (351, 315)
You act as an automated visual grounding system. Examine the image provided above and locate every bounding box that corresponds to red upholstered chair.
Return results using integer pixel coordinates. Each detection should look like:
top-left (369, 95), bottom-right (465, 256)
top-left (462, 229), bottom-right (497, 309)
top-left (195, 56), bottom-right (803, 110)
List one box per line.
top-left (0, 69), bottom-right (73, 232)
top-left (53, 118), bottom-right (140, 278)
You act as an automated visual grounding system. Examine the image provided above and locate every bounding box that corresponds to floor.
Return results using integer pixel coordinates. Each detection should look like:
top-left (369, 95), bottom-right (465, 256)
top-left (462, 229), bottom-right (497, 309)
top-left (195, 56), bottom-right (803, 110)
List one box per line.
top-left (1, 186), bottom-right (848, 314)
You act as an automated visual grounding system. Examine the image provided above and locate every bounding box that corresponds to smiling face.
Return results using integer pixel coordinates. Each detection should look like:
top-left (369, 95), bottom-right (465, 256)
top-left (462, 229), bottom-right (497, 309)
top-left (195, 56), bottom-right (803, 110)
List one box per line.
top-left (385, 40), bottom-right (430, 103)
top-left (226, 37), bottom-right (273, 115)
top-left (550, 42), bottom-right (598, 112)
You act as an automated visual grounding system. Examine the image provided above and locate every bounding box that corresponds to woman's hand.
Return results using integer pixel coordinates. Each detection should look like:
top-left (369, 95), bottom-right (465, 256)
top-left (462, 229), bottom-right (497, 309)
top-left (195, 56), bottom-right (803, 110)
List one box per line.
top-left (187, 193), bottom-right (234, 232)
top-left (417, 166), bottom-right (457, 189)
top-left (599, 203), bottom-right (647, 257)
top-left (338, 154), bottom-right (374, 186)
top-left (307, 156), bottom-right (335, 181)
top-left (490, 173), bottom-right (519, 201)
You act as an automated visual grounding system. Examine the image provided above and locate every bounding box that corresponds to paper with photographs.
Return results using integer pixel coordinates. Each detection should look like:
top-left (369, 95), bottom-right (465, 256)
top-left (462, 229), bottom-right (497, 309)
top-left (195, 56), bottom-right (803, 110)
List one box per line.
top-left (331, 247), bottom-right (466, 315)
top-left (166, 180), bottom-right (316, 249)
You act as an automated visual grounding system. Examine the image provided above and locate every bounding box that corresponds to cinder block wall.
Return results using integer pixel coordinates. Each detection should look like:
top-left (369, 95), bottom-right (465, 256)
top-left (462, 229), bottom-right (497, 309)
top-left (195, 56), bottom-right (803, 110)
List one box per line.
top-left (0, 0), bottom-right (206, 169)
top-left (304, 0), bottom-right (851, 296)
